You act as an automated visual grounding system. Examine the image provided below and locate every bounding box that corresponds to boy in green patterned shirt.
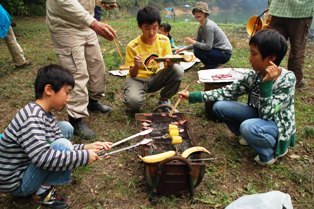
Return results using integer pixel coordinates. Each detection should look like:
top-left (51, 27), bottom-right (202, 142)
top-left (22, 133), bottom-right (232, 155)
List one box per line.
top-left (179, 29), bottom-right (296, 165)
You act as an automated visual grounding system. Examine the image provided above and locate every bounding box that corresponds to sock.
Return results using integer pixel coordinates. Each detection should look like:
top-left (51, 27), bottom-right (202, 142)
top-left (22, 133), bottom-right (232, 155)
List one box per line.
top-left (35, 185), bottom-right (52, 195)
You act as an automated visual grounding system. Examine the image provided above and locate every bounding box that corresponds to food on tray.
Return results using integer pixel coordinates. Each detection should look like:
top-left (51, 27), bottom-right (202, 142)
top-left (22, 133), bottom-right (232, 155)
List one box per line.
top-left (139, 150), bottom-right (176, 163)
top-left (181, 146), bottom-right (211, 158)
top-left (212, 73), bottom-right (233, 81)
top-left (154, 54), bottom-right (195, 62)
top-left (169, 129), bottom-right (179, 136)
top-left (171, 136), bottom-right (182, 145)
top-left (169, 124), bottom-right (178, 130)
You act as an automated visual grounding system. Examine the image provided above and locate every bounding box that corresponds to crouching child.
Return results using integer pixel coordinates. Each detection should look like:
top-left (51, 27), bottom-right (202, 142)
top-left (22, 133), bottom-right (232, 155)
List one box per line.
top-left (0, 64), bottom-right (112, 208)
top-left (179, 30), bottom-right (296, 166)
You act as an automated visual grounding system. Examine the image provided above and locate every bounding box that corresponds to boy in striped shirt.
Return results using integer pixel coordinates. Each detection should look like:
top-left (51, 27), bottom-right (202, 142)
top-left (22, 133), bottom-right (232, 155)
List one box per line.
top-left (0, 64), bottom-right (112, 208)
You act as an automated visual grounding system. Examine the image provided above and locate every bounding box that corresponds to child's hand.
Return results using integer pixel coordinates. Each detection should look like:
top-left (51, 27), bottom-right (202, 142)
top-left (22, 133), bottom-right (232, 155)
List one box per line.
top-left (178, 91), bottom-right (190, 100)
top-left (85, 141), bottom-right (112, 152)
top-left (134, 55), bottom-right (143, 69)
top-left (263, 61), bottom-right (281, 81)
top-left (88, 150), bottom-right (100, 164)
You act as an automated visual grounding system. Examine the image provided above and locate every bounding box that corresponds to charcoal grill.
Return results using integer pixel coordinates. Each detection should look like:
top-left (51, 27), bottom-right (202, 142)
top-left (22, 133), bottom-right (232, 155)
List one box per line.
top-left (135, 113), bottom-right (206, 201)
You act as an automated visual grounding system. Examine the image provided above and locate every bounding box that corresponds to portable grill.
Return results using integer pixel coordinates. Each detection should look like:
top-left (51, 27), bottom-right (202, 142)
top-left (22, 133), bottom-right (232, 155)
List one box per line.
top-left (135, 113), bottom-right (206, 201)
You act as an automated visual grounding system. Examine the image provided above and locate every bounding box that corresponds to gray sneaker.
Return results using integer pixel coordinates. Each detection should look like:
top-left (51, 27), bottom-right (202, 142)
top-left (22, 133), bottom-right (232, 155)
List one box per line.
top-left (254, 155), bottom-right (277, 166)
top-left (157, 100), bottom-right (172, 113)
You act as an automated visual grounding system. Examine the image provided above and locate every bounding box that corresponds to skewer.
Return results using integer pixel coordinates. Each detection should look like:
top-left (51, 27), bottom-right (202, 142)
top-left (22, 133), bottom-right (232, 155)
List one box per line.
top-left (169, 85), bottom-right (189, 116)
top-left (113, 38), bottom-right (124, 61)
top-left (141, 60), bottom-right (149, 71)
top-left (103, 21), bottom-right (124, 61)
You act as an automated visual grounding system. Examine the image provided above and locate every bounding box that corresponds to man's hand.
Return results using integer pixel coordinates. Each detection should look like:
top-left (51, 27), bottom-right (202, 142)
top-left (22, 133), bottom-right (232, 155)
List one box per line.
top-left (263, 61), bottom-right (281, 81)
top-left (90, 20), bottom-right (116, 40)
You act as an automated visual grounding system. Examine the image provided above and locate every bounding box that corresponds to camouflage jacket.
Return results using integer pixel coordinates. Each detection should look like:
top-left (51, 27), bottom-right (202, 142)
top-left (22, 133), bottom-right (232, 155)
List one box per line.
top-left (189, 68), bottom-right (296, 157)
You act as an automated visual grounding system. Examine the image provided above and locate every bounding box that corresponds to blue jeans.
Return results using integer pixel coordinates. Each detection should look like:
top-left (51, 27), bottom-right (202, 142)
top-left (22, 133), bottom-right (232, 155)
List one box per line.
top-left (12, 121), bottom-right (74, 197)
top-left (194, 48), bottom-right (231, 69)
top-left (213, 101), bottom-right (278, 162)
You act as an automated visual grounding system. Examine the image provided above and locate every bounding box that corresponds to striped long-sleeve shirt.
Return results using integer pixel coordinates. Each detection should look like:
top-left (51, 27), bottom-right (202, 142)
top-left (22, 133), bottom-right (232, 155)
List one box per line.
top-left (0, 102), bottom-right (89, 192)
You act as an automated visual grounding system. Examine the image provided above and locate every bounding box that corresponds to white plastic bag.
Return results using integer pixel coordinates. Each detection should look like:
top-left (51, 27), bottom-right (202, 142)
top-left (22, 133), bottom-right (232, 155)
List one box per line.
top-left (225, 191), bottom-right (293, 209)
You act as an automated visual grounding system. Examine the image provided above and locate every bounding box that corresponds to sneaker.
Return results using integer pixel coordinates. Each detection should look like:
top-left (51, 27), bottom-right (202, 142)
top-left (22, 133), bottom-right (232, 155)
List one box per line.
top-left (277, 149), bottom-right (288, 158)
top-left (32, 187), bottom-right (69, 209)
top-left (238, 137), bottom-right (248, 146)
top-left (254, 155), bottom-right (277, 166)
top-left (157, 100), bottom-right (173, 113)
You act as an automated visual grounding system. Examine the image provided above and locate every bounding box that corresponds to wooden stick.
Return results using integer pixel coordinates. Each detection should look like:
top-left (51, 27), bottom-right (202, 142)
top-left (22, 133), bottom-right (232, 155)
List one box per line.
top-left (169, 85), bottom-right (189, 116)
top-left (113, 38), bottom-right (124, 61)
top-left (141, 59), bottom-right (149, 71)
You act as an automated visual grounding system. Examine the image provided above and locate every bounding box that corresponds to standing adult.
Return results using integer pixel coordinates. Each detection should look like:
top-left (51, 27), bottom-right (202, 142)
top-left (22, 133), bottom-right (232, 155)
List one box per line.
top-left (0, 4), bottom-right (32, 68)
top-left (46, 0), bottom-right (117, 140)
top-left (177, 2), bottom-right (232, 69)
top-left (268, 0), bottom-right (313, 88)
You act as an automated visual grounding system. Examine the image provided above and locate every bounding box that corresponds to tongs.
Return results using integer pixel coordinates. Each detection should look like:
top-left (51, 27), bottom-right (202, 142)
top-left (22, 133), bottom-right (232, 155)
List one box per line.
top-left (98, 138), bottom-right (153, 157)
top-left (111, 129), bottom-right (152, 148)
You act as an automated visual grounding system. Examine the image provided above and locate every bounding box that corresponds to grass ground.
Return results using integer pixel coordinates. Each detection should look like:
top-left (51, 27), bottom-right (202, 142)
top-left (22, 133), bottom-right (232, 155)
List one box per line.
top-left (0, 17), bottom-right (313, 209)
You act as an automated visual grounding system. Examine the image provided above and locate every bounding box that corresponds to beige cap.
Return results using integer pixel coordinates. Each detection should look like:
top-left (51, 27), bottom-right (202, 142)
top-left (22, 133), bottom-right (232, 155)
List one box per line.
top-left (192, 2), bottom-right (210, 15)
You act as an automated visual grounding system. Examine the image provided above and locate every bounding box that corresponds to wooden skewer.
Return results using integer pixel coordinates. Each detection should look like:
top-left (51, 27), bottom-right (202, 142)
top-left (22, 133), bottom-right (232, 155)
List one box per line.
top-left (169, 85), bottom-right (189, 116)
top-left (141, 59), bottom-right (149, 71)
top-left (113, 38), bottom-right (124, 61)
top-left (103, 21), bottom-right (124, 61)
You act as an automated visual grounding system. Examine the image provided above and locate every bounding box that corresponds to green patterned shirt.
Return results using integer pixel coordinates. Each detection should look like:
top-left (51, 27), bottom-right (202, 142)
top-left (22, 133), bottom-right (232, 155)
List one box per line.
top-left (269, 0), bottom-right (314, 18)
top-left (189, 68), bottom-right (296, 157)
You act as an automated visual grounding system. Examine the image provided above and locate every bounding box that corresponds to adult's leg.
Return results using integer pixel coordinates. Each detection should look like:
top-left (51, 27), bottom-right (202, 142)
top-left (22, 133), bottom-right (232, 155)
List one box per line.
top-left (85, 31), bottom-right (106, 101)
top-left (240, 118), bottom-right (278, 162)
top-left (124, 77), bottom-right (146, 112)
top-left (147, 63), bottom-right (184, 99)
top-left (286, 17), bottom-right (312, 86)
top-left (194, 48), bottom-right (231, 69)
top-left (4, 27), bottom-right (26, 66)
top-left (50, 31), bottom-right (89, 119)
top-left (213, 101), bottom-right (258, 135)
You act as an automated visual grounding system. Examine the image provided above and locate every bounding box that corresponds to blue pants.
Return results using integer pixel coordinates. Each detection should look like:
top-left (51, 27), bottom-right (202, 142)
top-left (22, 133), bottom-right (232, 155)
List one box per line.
top-left (213, 101), bottom-right (278, 162)
top-left (12, 121), bottom-right (74, 197)
top-left (194, 48), bottom-right (231, 69)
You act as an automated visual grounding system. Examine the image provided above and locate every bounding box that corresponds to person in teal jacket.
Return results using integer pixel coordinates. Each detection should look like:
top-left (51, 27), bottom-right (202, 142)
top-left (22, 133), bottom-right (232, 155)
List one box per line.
top-left (179, 29), bottom-right (296, 166)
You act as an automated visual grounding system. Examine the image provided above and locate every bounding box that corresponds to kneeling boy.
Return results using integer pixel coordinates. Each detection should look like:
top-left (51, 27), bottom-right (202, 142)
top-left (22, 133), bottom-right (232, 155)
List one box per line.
top-left (124, 6), bottom-right (184, 113)
top-left (0, 64), bottom-right (112, 208)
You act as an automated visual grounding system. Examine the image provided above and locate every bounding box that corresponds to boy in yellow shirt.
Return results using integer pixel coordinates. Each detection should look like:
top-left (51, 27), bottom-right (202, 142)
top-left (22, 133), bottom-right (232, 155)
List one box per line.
top-left (124, 6), bottom-right (184, 113)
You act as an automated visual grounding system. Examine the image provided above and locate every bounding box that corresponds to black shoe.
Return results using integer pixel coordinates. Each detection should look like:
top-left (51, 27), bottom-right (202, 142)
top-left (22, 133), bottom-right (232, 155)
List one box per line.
top-left (87, 98), bottom-right (112, 113)
top-left (69, 116), bottom-right (96, 140)
top-left (32, 187), bottom-right (69, 209)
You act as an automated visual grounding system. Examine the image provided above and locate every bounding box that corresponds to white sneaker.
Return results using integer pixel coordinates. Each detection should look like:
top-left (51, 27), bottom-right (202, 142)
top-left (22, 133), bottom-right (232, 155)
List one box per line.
top-left (277, 149), bottom-right (288, 158)
top-left (238, 137), bottom-right (248, 146)
top-left (254, 155), bottom-right (277, 166)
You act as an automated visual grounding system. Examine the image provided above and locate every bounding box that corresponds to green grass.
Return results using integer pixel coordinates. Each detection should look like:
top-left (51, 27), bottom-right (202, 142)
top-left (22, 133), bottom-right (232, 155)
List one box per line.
top-left (0, 17), bottom-right (313, 209)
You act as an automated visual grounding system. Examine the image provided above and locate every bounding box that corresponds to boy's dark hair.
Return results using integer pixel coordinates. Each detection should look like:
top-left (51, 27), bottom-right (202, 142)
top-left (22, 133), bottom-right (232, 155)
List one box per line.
top-left (137, 6), bottom-right (161, 26)
top-left (160, 23), bottom-right (171, 32)
top-left (249, 29), bottom-right (287, 66)
top-left (35, 64), bottom-right (75, 99)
